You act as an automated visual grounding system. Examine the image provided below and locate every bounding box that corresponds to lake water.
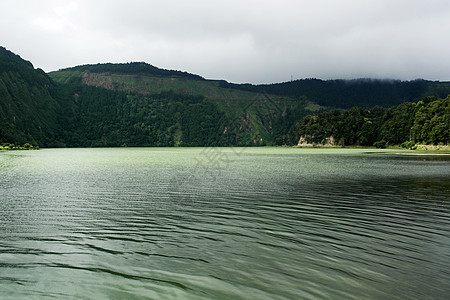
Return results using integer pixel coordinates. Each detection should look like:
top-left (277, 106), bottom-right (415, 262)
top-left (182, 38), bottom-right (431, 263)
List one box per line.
top-left (0, 148), bottom-right (449, 299)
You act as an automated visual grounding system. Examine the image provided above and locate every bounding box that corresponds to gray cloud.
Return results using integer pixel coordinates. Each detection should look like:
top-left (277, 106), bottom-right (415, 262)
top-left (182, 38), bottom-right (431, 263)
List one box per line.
top-left (1, 0), bottom-right (449, 83)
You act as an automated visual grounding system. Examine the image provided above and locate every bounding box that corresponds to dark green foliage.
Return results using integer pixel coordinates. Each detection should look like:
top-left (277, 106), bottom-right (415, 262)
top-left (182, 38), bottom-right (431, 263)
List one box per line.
top-left (61, 62), bottom-right (205, 81)
top-left (410, 97), bottom-right (450, 145)
top-left (401, 141), bottom-right (416, 149)
top-left (0, 46), bottom-right (71, 147)
top-left (1, 47), bottom-right (306, 147)
top-left (59, 87), bottom-right (227, 147)
top-left (373, 140), bottom-right (387, 148)
top-left (296, 96), bottom-right (450, 146)
top-left (221, 78), bottom-right (450, 109)
top-left (2, 46), bottom-right (449, 148)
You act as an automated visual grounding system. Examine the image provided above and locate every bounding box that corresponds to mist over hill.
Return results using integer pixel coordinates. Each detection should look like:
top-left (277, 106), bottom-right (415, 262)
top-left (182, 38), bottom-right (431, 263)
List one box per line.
top-left (220, 78), bottom-right (450, 108)
top-left (1, 46), bottom-right (450, 147)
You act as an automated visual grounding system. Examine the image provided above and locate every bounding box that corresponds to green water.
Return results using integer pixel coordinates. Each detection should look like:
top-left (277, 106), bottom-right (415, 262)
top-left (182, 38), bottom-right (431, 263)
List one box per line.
top-left (1, 148), bottom-right (449, 299)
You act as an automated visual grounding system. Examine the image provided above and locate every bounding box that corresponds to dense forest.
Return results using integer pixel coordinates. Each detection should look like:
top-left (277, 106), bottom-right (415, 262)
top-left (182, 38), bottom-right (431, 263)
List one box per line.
top-left (296, 96), bottom-right (450, 147)
top-left (54, 85), bottom-right (312, 147)
top-left (0, 46), bottom-right (72, 147)
top-left (1, 46), bottom-right (450, 148)
top-left (61, 62), bottom-right (205, 81)
top-left (1, 47), bottom-right (311, 147)
top-left (57, 86), bottom-right (225, 147)
top-left (221, 78), bottom-right (450, 108)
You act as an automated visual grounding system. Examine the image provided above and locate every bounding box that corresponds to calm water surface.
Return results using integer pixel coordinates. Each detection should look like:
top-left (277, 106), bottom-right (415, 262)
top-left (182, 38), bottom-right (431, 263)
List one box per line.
top-left (0, 148), bottom-right (449, 299)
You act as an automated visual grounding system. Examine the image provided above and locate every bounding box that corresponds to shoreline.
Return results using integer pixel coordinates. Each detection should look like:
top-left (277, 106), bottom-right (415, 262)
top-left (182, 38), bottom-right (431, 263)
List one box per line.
top-left (294, 145), bottom-right (450, 154)
top-left (1, 144), bottom-right (449, 155)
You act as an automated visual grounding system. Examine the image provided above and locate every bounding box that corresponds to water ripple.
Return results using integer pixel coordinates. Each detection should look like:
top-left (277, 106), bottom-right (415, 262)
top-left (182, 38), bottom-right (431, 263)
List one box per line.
top-left (0, 148), bottom-right (449, 299)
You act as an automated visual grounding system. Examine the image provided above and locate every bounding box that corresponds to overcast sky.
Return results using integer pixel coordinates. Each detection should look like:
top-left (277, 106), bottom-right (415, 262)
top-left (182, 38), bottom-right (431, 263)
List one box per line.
top-left (1, 0), bottom-right (450, 83)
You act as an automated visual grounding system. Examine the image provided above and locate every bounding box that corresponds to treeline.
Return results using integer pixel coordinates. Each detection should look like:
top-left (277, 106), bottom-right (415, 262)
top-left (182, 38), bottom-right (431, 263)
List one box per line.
top-left (221, 78), bottom-right (450, 109)
top-left (0, 46), bottom-right (71, 147)
top-left (1, 47), bottom-right (299, 147)
top-left (2, 46), bottom-right (449, 148)
top-left (57, 84), bottom-right (305, 147)
top-left (58, 86), bottom-right (227, 147)
top-left (296, 96), bottom-right (450, 147)
top-left (61, 62), bottom-right (205, 81)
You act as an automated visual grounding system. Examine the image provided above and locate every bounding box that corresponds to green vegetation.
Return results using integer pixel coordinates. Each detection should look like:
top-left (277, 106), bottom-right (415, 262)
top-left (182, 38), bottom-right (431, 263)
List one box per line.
top-left (2, 46), bottom-right (450, 148)
top-left (0, 46), bottom-right (73, 147)
top-left (2, 48), bottom-right (316, 147)
top-left (50, 64), bottom-right (289, 102)
top-left (221, 78), bottom-right (450, 109)
top-left (296, 96), bottom-right (450, 148)
top-left (48, 63), bottom-right (318, 147)
top-left (54, 85), bottom-right (313, 147)
top-left (59, 62), bottom-right (205, 80)
top-left (58, 87), bottom-right (225, 147)
top-left (0, 142), bottom-right (38, 150)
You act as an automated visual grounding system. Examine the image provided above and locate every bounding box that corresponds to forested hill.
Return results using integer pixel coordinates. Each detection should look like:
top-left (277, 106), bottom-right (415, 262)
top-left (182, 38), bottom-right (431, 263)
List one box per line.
top-left (49, 66), bottom-right (316, 147)
top-left (55, 63), bottom-right (450, 110)
top-left (220, 78), bottom-right (450, 108)
top-left (60, 62), bottom-right (205, 81)
top-left (0, 46), bottom-right (72, 146)
top-left (1, 47), bottom-right (317, 147)
top-left (1, 46), bottom-right (450, 148)
top-left (296, 96), bottom-right (450, 147)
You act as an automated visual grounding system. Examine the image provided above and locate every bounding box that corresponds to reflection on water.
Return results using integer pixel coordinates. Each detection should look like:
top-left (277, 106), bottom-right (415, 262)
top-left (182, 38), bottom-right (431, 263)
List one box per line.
top-left (0, 148), bottom-right (449, 299)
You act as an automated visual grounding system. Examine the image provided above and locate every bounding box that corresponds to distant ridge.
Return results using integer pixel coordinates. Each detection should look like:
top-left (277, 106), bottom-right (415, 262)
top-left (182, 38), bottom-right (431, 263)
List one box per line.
top-left (2, 45), bottom-right (450, 147)
top-left (60, 62), bottom-right (205, 81)
top-left (219, 78), bottom-right (450, 108)
top-left (57, 60), bottom-right (450, 109)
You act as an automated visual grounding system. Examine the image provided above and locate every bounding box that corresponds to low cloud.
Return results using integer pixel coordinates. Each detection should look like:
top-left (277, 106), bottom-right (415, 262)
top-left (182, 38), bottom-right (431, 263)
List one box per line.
top-left (1, 0), bottom-right (449, 83)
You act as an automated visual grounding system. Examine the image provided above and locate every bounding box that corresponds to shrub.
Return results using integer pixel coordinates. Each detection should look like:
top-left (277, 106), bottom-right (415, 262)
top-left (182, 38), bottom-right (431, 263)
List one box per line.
top-left (401, 141), bottom-right (416, 149)
top-left (373, 140), bottom-right (387, 148)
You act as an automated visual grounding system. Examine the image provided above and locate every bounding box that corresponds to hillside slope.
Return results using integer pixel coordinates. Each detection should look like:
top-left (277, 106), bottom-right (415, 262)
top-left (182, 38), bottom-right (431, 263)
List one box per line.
top-left (2, 46), bottom-right (450, 148)
top-left (0, 46), bottom-right (72, 146)
top-left (220, 78), bottom-right (450, 108)
top-left (0, 49), bottom-right (318, 147)
top-left (49, 63), bottom-right (320, 146)
top-left (296, 96), bottom-right (450, 147)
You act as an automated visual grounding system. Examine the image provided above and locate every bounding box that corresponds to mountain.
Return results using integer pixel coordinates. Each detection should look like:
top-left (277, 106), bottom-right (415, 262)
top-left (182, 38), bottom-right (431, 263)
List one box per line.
top-left (0, 46), bottom-right (73, 147)
top-left (220, 78), bottom-right (450, 108)
top-left (58, 62), bottom-right (205, 81)
top-left (48, 63), bottom-right (320, 147)
top-left (51, 63), bottom-right (450, 109)
top-left (1, 46), bottom-right (450, 148)
top-left (1, 48), bottom-right (318, 147)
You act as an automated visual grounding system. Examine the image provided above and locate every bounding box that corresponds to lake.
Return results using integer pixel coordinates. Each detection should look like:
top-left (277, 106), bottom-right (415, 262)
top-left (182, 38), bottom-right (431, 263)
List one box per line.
top-left (0, 147), bottom-right (449, 299)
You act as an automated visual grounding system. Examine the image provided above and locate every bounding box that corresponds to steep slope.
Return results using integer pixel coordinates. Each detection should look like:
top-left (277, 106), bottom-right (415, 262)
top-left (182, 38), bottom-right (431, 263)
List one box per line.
top-left (50, 62), bottom-right (306, 104)
top-left (50, 63), bottom-right (320, 146)
top-left (0, 47), bottom-right (72, 146)
top-left (4, 47), bottom-right (449, 148)
top-left (0, 50), bottom-right (318, 147)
